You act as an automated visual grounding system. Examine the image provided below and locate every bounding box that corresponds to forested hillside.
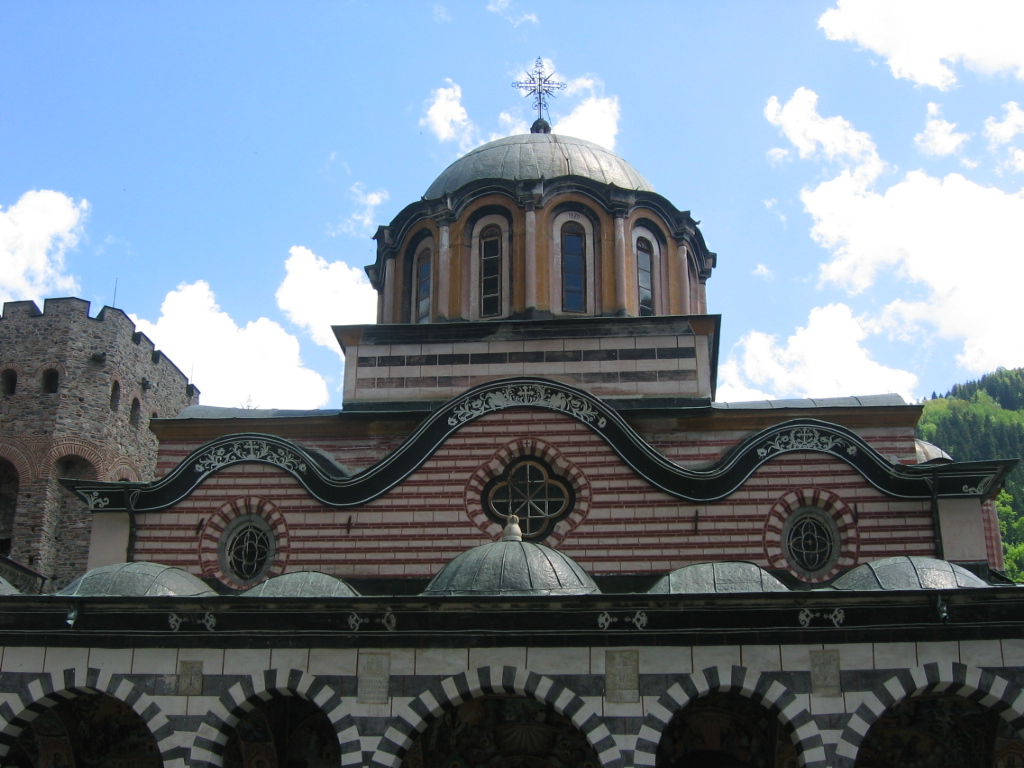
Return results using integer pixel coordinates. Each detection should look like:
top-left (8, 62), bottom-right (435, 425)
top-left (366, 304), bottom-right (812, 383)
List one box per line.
top-left (917, 367), bottom-right (1024, 579)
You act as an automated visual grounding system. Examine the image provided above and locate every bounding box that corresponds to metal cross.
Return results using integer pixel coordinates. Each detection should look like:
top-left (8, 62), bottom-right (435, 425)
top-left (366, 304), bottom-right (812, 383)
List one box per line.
top-left (512, 57), bottom-right (566, 121)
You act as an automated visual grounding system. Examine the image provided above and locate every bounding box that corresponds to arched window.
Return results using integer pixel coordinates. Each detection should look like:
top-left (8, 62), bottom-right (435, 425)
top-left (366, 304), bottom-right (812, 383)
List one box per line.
top-left (414, 248), bottom-right (432, 324)
top-left (129, 398), bottom-right (141, 427)
top-left (0, 459), bottom-right (19, 557)
top-left (0, 369), bottom-right (15, 395)
top-left (561, 222), bottom-right (586, 313)
top-left (479, 224), bottom-right (502, 317)
top-left (109, 380), bottom-right (121, 411)
top-left (637, 237), bottom-right (655, 316)
top-left (41, 369), bottom-right (59, 394)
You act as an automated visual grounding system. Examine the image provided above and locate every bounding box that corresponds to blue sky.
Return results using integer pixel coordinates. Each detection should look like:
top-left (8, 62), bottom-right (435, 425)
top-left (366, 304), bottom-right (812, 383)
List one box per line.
top-left (3, 1), bottom-right (1024, 408)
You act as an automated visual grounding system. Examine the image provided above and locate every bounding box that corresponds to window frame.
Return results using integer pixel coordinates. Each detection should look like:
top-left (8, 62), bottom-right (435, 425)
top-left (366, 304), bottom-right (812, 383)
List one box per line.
top-left (413, 247), bottom-right (433, 324)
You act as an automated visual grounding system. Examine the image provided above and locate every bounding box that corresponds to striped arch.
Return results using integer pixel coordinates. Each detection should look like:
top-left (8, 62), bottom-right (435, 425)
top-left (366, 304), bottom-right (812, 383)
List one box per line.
top-left (372, 665), bottom-right (623, 768)
top-left (633, 665), bottom-right (826, 768)
top-left (105, 456), bottom-right (144, 483)
top-left (833, 662), bottom-right (1024, 767)
top-left (0, 439), bottom-right (35, 484)
top-left (0, 666), bottom-right (173, 762)
top-left (189, 668), bottom-right (359, 768)
top-left (45, 437), bottom-right (109, 478)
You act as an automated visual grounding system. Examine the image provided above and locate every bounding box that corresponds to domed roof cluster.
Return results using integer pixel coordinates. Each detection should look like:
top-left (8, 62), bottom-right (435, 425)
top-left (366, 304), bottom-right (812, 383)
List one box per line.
top-left (424, 132), bottom-right (654, 200)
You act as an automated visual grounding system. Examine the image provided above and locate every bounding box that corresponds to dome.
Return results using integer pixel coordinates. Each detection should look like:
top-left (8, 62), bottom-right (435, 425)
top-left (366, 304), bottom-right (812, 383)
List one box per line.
top-left (241, 571), bottom-right (360, 598)
top-left (424, 132), bottom-right (654, 199)
top-left (423, 517), bottom-right (600, 597)
top-left (831, 556), bottom-right (989, 591)
top-left (915, 439), bottom-right (952, 463)
top-left (57, 562), bottom-right (217, 597)
top-left (648, 562), bottom-right (790, 594)
top-left (0, 576), bottom-right (19, 595)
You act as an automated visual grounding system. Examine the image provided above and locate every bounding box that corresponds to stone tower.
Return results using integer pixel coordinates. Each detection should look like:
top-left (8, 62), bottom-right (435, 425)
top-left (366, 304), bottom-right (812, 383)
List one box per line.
top-left (0, 297), bottom-right (198, 590)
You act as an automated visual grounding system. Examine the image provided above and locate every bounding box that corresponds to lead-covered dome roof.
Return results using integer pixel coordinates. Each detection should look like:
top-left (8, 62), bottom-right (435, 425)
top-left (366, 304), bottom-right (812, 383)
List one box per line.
top-left (57, 562), bottom-right (217, 597)
top-left (831, 556), bottom-right (989, 591)
top-left (648, 562), bottom-right (790, 594)
top-left (424, 133), bottom-right (654, 199)
top-left (423, 517), bottom-right (599, 597)
top-left (241, 571), bottom-right (359, 598)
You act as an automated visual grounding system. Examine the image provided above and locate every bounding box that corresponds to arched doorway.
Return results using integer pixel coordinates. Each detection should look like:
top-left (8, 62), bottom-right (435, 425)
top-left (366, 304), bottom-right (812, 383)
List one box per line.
top-left (855, 693), bottom-right (1024, 767)
top-left (0, 458), bottom-right (19, 556)
top-left (655, 692), bottom-right (798, 768)
top-left (4, 691), bottom-right (160, 768)
top-left (401, 695), bottom-right (600, 768)
top-left (222, 695), bottom-right (340, 768)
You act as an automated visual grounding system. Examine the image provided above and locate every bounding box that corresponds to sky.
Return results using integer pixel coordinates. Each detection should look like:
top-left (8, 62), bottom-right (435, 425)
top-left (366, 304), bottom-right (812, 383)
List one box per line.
top-left (3, 1), bottom-right (1024, 409)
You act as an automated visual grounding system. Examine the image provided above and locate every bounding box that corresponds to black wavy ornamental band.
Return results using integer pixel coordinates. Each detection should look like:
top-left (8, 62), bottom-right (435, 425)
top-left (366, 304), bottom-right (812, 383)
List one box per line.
top-left (64, 377), bottom-right (1014, 513)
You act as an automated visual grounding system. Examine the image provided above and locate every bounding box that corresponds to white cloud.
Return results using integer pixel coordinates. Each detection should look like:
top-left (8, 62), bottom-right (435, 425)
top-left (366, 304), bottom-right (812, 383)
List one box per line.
top-left (752, 264), bottom-right (774, 280)
top-left (768, 87), bottom-right (1024, 376)
top-left (765, 87), bottom-right (885, 184)
top-left (132, 281), bottom-right (328, 409)
top-left (914, 102), bottom-right (969, 155)
top-left (420, 79), bottom-right (480, 152)
top-left (766, 147), bottom-right (791, 164)
top-left (0, 190), bottom-right (87, 304)
top-left (551, 77), bottom-right (620, 150)
top-left (719, 304), bottom-right (918, 401)
top-left (492, 111), bottom-right (529, 140)
top-left (432, 4), bottom-right (451, 21)
top-left (486, 0), bottom-right (537, 26)
top-left (819, 0), bottom-right (1024, 89)
top-left (276, 246), bottom-right (378, 354)
top-left (984, 101), bottom-right (1024, 146)
top-left (332, 183), bottom-right (389, 237)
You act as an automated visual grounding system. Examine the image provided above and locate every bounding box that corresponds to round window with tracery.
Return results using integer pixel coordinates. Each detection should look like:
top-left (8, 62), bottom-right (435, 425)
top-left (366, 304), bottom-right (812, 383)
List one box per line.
top-left (219, 515), bottom-right (275, 585)
top-left (782, 507), bottom-right (840, 578)
top-left (483, 459), bottom-right (574, 540)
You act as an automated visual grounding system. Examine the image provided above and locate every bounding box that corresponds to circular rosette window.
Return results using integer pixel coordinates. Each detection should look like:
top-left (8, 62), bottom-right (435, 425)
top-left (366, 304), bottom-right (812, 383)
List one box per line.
top-left (466, 439), bottom-right (590, 544)
top-left (200, 497), bottom-right (288, 589)
top-left (763, 488), bottom-right (858, 583)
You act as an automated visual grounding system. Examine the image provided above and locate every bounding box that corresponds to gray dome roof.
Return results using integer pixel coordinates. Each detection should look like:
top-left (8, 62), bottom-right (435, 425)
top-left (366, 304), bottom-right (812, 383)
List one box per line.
top-left (241, 571), bottom-right (360, 598)
top-left (0, 576), bottom-right (19, 595)
top-left (423, 518), bottom-right (599, 597)
top-left (831, 556), bottom-right (989, 591)
top-left (57, 562), bottom-right (217, 597)
top-left (424, 133), bottom-right (654, 199)
top-left (648, 562), bottom-right (790, 594)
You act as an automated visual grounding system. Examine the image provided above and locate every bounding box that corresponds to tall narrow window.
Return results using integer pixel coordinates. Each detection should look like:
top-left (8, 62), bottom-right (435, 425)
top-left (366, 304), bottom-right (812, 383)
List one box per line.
top-left (480, 225), bottom-right (502, 317)
top-left (109, 380), bottom-right (121, 412)
top-left (561, 222), bottom-right (586, 313)
top-left (637, 237), bottom-right (654, 316)
top-left (415, 249), bottom-right (432, 324)
top-left (0, 370), bottom-right (16, 396)
top-left (41, 369), bottom-right (59, 394)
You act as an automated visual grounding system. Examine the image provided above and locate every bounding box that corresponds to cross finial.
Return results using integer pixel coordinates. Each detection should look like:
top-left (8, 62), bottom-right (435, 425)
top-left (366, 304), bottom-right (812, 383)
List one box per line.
top-left (512, 57), bottom-right (567, 122)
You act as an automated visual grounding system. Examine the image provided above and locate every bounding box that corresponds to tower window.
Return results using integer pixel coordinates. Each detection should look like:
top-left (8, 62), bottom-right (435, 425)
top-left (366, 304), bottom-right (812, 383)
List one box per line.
top-left (561, 222), bottom-right (586, 313)
top-left (480, 225), bottom-right (502, 317)
top-left (41, 369), bottom-right (59, 394)
top-left (129, 398), bottom-right (141, 427)
top-left (109, 381), bottom-right (121, 412)
top-left (415, 248), bottom-right (432, 324)
top-left (0, 370), bottom-right (16, 396)
top-left (637, 237), bottom-right (654, 316)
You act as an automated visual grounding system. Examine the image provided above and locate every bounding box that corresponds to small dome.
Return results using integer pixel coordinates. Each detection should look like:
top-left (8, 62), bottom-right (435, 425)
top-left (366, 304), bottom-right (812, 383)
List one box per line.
top-left (915, 439), bottom-right (952, 463)
top-left (0, 576), bottom-right (20, 595)
top-left (241, 571), bottom-right (360, 598)
top-left (648, 562), bottom-right (790, 594)
top-left (423, 517), bottom-right (599, 597)
top-left (831, 556), bottom-right (989, 591)
top-left (424, 133), bottom-right (654, 199)
top-left (57, 562), bottom-right (217, 597)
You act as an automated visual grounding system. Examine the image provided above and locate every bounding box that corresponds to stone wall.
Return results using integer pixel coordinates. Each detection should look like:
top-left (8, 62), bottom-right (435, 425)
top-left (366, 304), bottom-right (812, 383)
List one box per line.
top-left (0, 298), bottom-right (198, 589)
